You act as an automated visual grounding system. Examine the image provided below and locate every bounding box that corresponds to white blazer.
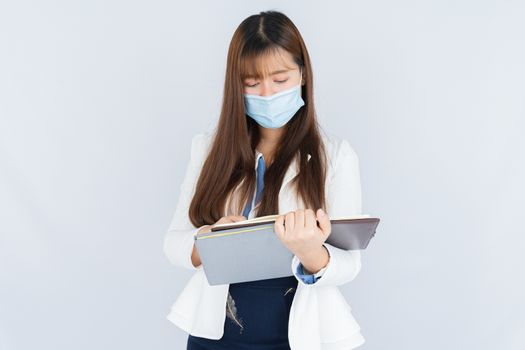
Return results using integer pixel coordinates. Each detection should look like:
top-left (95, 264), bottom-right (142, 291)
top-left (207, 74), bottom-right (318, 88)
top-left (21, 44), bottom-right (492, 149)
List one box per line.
top-left (163, 129), bottom-right (366, 350)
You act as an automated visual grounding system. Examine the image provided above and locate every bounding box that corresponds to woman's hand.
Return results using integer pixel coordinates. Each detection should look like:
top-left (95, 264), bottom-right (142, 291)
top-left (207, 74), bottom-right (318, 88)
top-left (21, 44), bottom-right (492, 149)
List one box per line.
top-left (274, 209), bottom-right (331, 273)
top-left (192, 215), bottom-right (247, 268)
top-left (196, 215), bottom-right (247, 235)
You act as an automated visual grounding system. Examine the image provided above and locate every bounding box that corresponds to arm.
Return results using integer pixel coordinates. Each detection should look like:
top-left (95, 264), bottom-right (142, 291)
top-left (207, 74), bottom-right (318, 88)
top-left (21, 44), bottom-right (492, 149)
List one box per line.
top-left (163, 133), bottom-right (210, 271)
top-left (294, 252), bottom-right (329, 284)
top-left (291, 138), bottom-right (363, 287)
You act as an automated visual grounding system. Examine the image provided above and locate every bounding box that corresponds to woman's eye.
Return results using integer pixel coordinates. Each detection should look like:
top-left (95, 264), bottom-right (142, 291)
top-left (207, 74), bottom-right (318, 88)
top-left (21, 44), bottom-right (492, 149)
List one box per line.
top-left (245, 78), bottom-right (288, 87)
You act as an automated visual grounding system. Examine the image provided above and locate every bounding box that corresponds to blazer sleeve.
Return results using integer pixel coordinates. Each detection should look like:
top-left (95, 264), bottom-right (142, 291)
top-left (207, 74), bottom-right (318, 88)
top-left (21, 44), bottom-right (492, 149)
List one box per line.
top-left (291, 138), bottom-right (363, 287)
top-left (163, 132), bottom-right (210, 271)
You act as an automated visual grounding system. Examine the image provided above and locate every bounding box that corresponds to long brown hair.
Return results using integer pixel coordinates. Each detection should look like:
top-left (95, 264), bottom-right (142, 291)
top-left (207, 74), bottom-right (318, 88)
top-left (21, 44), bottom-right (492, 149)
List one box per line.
top-left (189, 10), bottom-right (327, 227)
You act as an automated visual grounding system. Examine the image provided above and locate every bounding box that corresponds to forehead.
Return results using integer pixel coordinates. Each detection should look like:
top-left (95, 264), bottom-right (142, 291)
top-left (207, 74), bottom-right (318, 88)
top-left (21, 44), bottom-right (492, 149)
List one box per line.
top-left (241, 47), bottom-right (298, 80)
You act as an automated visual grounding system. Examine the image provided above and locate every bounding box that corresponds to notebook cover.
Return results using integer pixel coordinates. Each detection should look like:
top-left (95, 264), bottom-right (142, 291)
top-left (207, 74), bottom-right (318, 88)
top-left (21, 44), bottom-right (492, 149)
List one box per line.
top-left (194, 218), bottom-right (380, 285)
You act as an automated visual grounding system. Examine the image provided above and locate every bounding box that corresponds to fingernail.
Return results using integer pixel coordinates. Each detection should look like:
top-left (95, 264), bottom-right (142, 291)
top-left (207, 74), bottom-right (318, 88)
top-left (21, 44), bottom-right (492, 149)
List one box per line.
top-left (318, 208), bottom-right (325, 217)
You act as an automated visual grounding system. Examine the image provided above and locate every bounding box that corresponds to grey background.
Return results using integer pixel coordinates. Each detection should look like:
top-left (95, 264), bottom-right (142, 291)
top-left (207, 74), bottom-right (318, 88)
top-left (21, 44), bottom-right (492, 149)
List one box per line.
top-left (1, 1), bottom-right (524, 349)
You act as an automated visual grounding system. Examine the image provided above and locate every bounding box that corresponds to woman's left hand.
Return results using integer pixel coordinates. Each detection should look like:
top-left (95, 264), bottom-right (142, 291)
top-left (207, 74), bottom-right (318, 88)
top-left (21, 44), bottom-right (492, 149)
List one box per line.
top-left (274, 208), bottom-right (331, 259)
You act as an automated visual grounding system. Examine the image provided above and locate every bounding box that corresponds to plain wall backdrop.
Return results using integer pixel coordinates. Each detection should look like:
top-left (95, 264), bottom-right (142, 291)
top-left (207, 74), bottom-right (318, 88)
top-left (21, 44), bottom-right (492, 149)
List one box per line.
top-left (1, 1), bottom-right (524, 349)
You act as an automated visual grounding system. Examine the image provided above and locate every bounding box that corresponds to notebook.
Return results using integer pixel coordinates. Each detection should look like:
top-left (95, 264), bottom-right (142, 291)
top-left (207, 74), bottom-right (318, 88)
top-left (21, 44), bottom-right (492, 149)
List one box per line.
top-left (194, 214), bottom-right (380, 286)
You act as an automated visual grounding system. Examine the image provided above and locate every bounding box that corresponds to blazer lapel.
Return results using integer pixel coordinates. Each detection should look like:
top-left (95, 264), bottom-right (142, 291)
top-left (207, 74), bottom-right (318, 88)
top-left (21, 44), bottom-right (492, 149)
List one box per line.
top-left (282, 152), bottom-right (311, 188)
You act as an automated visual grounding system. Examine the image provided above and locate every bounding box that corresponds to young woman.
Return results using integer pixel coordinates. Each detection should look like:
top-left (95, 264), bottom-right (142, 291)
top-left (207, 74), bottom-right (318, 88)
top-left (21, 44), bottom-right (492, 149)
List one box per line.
top-left (164, 10), bottom-right (366, 350)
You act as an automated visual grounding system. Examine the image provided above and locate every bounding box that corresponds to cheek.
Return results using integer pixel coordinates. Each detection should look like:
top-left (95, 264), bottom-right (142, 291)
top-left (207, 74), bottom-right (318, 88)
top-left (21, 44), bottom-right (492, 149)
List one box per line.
top-left (286, 80), bottom-right (299, 89)
top-left (243, 87), bottom-right (259, 95)
top-left (283, 76), bottom-right (301, 89)
top-left (275, 80), bottom-right (298, 93)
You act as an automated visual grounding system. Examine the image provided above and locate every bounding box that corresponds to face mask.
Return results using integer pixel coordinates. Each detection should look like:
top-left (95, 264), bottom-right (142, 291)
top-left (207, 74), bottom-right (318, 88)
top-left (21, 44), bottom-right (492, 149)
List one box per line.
top-left (243, 77), bottom-right (305, 129)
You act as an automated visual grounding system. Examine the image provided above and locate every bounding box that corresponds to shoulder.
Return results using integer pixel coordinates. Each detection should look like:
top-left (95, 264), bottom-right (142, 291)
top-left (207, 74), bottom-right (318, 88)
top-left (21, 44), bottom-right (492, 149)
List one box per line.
top-left (190, 130), bottom-right (214, 148)
top-left (189, 130), bottom-right (215, 161)
top-left (319, 128), bottom-right (359, 173)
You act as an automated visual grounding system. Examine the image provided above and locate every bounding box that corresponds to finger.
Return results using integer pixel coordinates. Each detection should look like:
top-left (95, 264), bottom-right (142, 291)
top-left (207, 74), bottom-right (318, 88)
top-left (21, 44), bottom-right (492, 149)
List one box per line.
top-left (216, 217), bottom-right (227, 224)
top-left (305, 209), bottom-right (317, 232)
top-left (296, 209), bottom-right (305, 229)
top-left (274, 215), bottom-right (285, 237)
top-left (316, 208), bottom-right (331, 237)
top-left (285, 211), bottom-right (295, 233)
top-left (217, 215), bottom-right (245, 224)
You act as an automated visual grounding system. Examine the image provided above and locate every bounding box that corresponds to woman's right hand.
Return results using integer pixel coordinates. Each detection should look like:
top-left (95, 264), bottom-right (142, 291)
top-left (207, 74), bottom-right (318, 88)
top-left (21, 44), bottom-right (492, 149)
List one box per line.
top-left (196, 215), bottom-right (248, 234)
top-left (192, 215), bottom-right (247, 268)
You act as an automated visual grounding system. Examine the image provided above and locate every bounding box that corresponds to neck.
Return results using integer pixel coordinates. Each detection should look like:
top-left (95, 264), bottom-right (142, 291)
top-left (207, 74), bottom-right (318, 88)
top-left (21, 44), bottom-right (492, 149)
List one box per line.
top-left (257, 126), bottom-right (285, 164)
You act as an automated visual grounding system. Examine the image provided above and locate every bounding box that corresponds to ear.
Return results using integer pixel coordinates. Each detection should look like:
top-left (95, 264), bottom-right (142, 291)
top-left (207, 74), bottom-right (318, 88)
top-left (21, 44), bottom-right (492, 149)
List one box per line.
top-left (299, 67), bottom-right (306, 85)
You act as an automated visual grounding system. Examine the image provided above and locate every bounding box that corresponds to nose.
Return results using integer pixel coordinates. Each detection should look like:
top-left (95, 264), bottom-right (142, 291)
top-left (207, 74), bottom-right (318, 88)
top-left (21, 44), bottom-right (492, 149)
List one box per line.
top-left (259, 81), bottom-right (273, 97)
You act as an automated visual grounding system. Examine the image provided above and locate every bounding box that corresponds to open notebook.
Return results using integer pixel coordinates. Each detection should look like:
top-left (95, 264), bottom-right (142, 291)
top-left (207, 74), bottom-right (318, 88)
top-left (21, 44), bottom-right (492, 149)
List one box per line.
top-left (194, 214), bottom-right (380, 285)
top-left (210, 213), bottom-right (373, 231)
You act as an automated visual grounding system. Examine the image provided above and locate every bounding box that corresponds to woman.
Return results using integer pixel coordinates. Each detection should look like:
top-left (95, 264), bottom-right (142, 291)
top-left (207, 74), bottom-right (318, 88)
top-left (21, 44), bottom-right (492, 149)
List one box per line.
top-left (164, 10), bottom-right (365, 350)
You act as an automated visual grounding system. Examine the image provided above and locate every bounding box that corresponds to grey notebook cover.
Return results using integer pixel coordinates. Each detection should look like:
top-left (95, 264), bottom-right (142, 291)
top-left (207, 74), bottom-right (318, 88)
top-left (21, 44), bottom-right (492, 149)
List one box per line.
top-left (194, 218), bottom-right (380, 286)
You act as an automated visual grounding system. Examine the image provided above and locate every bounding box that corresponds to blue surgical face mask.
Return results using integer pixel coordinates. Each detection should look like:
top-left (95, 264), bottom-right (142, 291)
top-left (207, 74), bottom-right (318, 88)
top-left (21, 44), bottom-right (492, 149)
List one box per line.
top-left (243, 78), bottom-right (305, 129)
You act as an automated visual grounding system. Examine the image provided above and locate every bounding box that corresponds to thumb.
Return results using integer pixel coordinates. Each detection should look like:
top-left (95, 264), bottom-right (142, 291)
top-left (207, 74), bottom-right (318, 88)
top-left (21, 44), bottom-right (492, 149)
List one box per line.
top-left (316, 208), bottom-right (331, 237)
top-left (230, 215), bottom-right (247, 222)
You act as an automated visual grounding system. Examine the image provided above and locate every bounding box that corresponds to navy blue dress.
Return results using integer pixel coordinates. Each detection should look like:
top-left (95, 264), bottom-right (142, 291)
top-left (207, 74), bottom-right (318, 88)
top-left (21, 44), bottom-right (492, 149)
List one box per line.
top-left (187, 155), bottom-right (299, 349)
top-left (187, 275), bottom-right (298, 349)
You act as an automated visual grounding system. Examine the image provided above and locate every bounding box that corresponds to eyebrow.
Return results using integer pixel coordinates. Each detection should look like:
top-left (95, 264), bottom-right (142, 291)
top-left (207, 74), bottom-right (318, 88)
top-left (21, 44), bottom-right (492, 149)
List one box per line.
top-left (269, 69), bottom-right (291, 75)
top-left (244, 69), bottom-right (291, 79)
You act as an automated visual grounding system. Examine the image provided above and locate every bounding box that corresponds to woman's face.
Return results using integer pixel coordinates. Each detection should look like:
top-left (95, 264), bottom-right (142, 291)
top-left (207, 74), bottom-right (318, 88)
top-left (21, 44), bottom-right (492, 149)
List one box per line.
top-left (242, 48), bottom-right (303, 97)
